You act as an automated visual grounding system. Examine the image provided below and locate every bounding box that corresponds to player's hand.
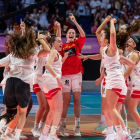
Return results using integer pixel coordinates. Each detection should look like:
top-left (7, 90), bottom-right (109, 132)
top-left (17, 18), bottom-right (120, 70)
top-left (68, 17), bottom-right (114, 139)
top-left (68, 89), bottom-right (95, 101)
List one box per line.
top-left (64, 52), bottom-right (69, 58)
top-left (5, 66), bottom-right (10, 72)
top-left (20, 19), bottom-right (25, 30)
top-left (37, 32), bottom-right (44, 41)
top-left (111, 18), bottom-right (117, 23)
top-left (4, 38), bottom-right (9, 48)
top-left (54, 21), bottom-right (60, 27)
top-left (56, 78), bottom-right (63, 88)
top-left (95, 78), bottom-right (101, 86)
top-left (69, 13), bottom-right (76, 23)
top-left (78, 53), bottom-right (88, 61)
top-left (105, 15), bottom-right (112, 22)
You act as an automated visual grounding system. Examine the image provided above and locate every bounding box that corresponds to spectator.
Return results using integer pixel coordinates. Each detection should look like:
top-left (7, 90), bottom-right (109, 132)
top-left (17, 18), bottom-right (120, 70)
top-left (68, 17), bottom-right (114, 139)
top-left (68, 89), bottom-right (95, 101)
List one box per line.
top-left (13, 20), bottom-right (20, 33)
top-left (85, 1), bottom-right (90, 16)
top-left (24, 12), bottom-right (33, 28)
top-left (91, 20), bottom-right (98, 35)
top-left (67, 0), bottom-right (76, 10)
top-left (52, 8), bottom-right (63, 25)
top-left (30, 9), bottom-right (40, 25)
top-left (38, 6), bottom-right (50, 29)
top-left (118, 19), bottom-right (128, 29)
top-left (11, 0), bottom-right (18, 12)
top-left (122, 0), bottom-right (131, 9)
top-left (66, 5), bottom-right (79, 18)
top-left (62, 17), bottom-right (73, 36)
top-left (77, 0), bottom-right (86, 16)
top-left (90, 0), bottom-right (97, 16)
top-left (107, 0), bottom-right (118, 9)
top-left (101, 0), bottom-right (109, 10)
top-left (113, 9), bottom-right (118, 20)
top-left (115, 0), bottom-right (122, 10)
top-left (128, 7), bottom-right (134, 15)
top-left (134, 1), bottom-right (138, 10)
top-left (128, 14), bottom-right (135, 25)
top-left (136, 0), bottom-right (140, 4)
top-left (133, 9), bottom-right (139, 20)
top-left (48, 18), bottom-right (57, 34)
top-left (100, 12), bottom-right (105, 23)
top-left (0, 13), bottom-right (7, 33)
top-left (4, 24), bottom-right (15, 34)
top-left (94, 12), bottom-right (101, 25)
top-left (96, 0), bottom-right (102, 8)
top-left (107, 3), bottom-right (117, 15)
top-left (55, 0), bottom-right (67, 17)
top-left (31, 21), bottom-right (38, 32)
top-left (21, 0), bottom-right (35, 8)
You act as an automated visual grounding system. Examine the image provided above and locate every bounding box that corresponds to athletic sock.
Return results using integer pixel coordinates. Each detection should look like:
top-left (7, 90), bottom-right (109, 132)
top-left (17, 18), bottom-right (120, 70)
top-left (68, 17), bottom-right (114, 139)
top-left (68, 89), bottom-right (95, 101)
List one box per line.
top-left (33, 122), bottom-right (39, 130)
top-left (4, 127), bottom-right (13, 135)
top-left (14, 129), bottom-right (22, 139)
top-left (101, 115), bottom-right (106, 123)
top-left (134, 121), bottom-right (139, 130)
top-left (115, 125), bottom-right (123, 134)
top-left (124, 119), bottom-right (128, 128)
top-left (107, 126), bottom-right (114, 134)
top-left (42, 124), bottom-right (50, 135)
top-left (0, 120), bottom-right (6, 130)
top-left (75, 118), bottom-right (80, 126)
top-left (38, 121), bottom-right (45, 129)
top-left (50, 126), bottom-right (57, 136)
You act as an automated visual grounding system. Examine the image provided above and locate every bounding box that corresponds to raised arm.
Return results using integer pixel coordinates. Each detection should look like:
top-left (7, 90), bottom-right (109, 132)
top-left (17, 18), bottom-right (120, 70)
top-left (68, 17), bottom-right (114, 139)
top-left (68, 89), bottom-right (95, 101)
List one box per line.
top-left (109, 18), bottom-right (117, 55)
top-left (69, 13), bottom-right (85, 37)
top-left (120, 55), bottom-right (135, 67)
top-left (20, 19), bottom-right (25, 36)
top-left (54, 21), bottom-right (61, 38)
top-left (96, 15), bottom-right (112, 46)
top-left (37, 32), bottom-right (50, 57)
top-left (124, 53), bottom-right (138, 79)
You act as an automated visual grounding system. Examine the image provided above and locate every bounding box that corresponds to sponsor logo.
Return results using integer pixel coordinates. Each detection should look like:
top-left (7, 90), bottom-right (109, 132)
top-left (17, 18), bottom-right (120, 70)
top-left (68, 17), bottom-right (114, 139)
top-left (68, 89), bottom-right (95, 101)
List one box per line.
top-left (65, 80), bottom-right (69, 86)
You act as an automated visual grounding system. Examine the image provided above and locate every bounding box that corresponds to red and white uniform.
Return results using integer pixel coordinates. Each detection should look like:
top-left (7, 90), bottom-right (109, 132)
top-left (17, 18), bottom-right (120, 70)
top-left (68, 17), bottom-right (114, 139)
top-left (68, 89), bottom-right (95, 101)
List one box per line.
top-left (129, 51), bottom-right (140, 98)
top-left (102, 46), bottom-right (127, 101)
top-left (42, 51), bottom-right (62, 100)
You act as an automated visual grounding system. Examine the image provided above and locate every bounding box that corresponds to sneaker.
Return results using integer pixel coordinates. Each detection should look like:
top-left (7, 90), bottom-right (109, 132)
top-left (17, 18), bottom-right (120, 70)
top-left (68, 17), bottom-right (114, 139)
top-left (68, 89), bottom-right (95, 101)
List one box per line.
top-left (125, 127), bottom-right (131, 135)
top-left (117, 130), bottom-right (132, 140)
top-left (34, 128), bottom-right (42, 137)
top-left (105, 131), bottom-right (118, 140)
top-left (0, 126), bottom-right (7, 134)
top-left (19, 133), bottom-right (27, 139)
top-left (74, 126), bottom-right (81, 136)
top-left (58, 121), bottom-right (69, 136)
top-left (95, 120), bottom-right (107, 130)
top-left (102, 128), bottom-right (108, 134)
top-left (47, 133), bottom-right (60, 140)
top-left (39, 132), bottom-right (48, 140)
top-left (133, 130), bottom-right (140, 139)
top-left (31, 128), bottom-right (39, 137)
top-left (131, 128), bottom-right (139, 136)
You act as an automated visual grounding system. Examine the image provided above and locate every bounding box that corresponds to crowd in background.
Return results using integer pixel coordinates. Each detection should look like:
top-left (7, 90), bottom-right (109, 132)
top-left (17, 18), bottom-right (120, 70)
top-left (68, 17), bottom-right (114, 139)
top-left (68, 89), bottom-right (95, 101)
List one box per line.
top-left (0, 0), bottom-right (139, 35)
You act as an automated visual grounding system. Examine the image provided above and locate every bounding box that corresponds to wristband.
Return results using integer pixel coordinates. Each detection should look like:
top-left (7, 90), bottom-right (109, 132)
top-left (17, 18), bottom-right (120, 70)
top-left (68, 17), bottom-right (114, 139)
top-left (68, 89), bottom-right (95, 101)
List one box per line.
top-left (55, 75), bottom-right (59, 79)
top-left (38, 38), bottom-right (44, 41)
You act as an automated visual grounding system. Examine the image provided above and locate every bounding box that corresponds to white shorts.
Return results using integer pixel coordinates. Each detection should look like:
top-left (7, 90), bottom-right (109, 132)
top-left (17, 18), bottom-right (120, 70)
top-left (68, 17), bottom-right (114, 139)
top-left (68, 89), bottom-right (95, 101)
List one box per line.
top-left (42, 74), bottom-right (61, 99)
top-left (33, 74), bottom-right (43, 93)
top-left (101, 78), bottom-right (106, 98)
top-left (61, 72), bottom-right (82, 93)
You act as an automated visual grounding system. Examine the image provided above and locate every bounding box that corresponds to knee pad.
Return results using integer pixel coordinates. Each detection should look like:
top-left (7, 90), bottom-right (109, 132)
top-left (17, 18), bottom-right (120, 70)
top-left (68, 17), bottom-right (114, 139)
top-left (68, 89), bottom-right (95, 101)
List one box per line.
top-left (0, 108), bottom-right (17, 124)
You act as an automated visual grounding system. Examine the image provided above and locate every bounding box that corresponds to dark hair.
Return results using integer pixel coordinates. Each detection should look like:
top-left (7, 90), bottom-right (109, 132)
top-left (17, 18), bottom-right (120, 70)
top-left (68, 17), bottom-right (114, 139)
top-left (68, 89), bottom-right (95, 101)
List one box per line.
top-left (130, 36), bottom-right (140, 51)
top-left (103, 28), bottom-right (110, 43)
top-left (7, 28), bottom-right (37, 59)
top-left (46, 36), bottom-right (57, 49)
top-left (42, 31), bottom-right (50, 35)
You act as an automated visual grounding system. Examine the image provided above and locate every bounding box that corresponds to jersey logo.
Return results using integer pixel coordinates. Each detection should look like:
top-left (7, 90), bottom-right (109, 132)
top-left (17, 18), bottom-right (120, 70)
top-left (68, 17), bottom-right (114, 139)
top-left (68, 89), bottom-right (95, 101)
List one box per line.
top-left (65, 80), bottom-right (69, 86)
top-left (64, 47), bottom-right (76, 57)
top-left (117, 66), bottom-right (121, 69)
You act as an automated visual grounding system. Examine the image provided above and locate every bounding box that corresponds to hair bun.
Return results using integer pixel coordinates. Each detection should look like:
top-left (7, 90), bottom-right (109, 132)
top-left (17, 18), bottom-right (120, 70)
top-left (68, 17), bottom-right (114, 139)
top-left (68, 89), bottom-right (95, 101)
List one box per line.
top-left (46, 37), bottom-right (51, 43)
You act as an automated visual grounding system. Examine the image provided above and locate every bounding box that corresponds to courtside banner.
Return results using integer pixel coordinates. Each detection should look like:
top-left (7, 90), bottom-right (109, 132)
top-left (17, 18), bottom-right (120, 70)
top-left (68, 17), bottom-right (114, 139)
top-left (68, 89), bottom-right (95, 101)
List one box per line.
top-left (0, 37), bottom-right (100, 54)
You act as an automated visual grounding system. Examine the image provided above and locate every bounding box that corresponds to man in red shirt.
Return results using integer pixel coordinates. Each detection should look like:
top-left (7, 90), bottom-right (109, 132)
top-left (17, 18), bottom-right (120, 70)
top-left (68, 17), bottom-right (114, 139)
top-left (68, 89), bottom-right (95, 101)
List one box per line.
top-left (48, 18), bottom-right (57, 34)
top-left (58, 13), bottom-right (86, 137)
top-left (62, 17), bottom-right (73, 36)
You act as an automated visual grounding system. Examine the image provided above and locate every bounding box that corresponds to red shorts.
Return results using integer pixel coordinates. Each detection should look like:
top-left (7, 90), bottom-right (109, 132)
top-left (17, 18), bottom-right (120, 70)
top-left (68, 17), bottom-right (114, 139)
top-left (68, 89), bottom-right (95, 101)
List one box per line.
top-left (33, 84), bottom-right (41, 94)
top-left (45, 88), bottom-right (61, 100)
top-left (112, 88), bottom-right (126, 103)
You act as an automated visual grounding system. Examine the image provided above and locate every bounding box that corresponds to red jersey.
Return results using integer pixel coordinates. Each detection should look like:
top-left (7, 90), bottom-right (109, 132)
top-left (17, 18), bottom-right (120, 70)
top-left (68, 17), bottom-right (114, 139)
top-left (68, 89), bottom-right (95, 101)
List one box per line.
top-left (60, 35), bottom-right (86, 75)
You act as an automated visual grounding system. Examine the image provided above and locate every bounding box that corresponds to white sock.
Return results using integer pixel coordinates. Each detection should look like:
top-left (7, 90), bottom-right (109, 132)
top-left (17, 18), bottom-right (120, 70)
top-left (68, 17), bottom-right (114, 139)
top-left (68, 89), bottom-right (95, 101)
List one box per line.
top-left (101, 115), bottom-right (106, 122)
top-left (4, 127), bottom-right (13, 135)
top-left (38, 121), bottom-right (45, 129)
top-left (33, 122), bottom-right (39, 130)
top-left (42, 124), bottom-right (50, 135)
top-left (61, 118), bottom-right (66, 123)
top-left (0, 120), bottom-right (6, 130)
top-left (75, 118), bottom-right (80, 126)
top-left (14, 129), bottom-right (22, 139)
top-left (115, 125), bottom-right (123, 134)
top-left (50, 126), bottom-right (57, 136)
top-left (135, 121), bottom-right (139, 129)
top-left (107, 126), bottom-right (114, 134)
top-left (124, 119), bottom-right (128, 127)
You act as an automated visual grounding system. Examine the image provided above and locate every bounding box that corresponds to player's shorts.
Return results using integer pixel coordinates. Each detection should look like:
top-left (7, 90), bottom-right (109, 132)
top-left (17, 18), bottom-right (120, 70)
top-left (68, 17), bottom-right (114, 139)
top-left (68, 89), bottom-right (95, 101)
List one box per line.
top-left (33, 74), bottom-right (43, 93)
top-left (42, 74), bottom-right (61, 100)
top-left (61, 72), bottom-right (82, 93)
top-left (3, 77), bottom-right (30, 108)
top-left (101, 78), bottom-right (106, 98)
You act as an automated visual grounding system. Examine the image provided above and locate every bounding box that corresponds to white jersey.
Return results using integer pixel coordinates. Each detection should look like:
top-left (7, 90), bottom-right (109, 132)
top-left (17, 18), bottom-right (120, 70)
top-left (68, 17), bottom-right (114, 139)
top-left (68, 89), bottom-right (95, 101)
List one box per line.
top-left (0, 49), bottom-right (39, 92)
top-left (102, 46), bottom-right (125, 90)
top-left (43, 51), bottom-right (62, 78)
top-left (1, 68), bottom-right (9, 86)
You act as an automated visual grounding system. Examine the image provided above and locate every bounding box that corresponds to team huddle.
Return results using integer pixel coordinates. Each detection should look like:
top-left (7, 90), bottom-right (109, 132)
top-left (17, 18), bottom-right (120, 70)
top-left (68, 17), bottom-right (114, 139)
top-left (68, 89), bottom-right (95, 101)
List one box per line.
top-left (0, 13), bottom-right (140, 140)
